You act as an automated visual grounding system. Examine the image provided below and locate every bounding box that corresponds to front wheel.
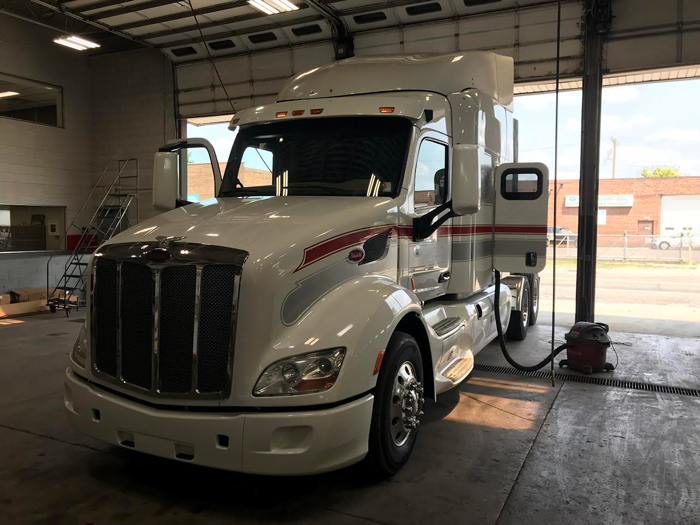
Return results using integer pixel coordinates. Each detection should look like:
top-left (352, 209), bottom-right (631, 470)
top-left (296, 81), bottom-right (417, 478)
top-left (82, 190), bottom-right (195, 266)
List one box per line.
top-left (659, 241), bottom-right (671, 250)
top-left (366, 331), bottom-right (424, 477)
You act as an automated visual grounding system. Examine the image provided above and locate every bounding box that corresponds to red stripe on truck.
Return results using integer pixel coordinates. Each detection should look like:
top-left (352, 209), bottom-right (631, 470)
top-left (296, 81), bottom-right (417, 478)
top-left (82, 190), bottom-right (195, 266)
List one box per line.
top-left (294, 224), bottom-right (546, 272)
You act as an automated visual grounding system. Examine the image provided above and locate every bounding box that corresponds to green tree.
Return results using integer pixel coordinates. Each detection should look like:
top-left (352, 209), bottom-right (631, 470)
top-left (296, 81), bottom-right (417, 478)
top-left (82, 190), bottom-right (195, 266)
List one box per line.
top-left (640, 166), bottom-right (683, 178)
top-left (187, 150), bottom-right (193, 164)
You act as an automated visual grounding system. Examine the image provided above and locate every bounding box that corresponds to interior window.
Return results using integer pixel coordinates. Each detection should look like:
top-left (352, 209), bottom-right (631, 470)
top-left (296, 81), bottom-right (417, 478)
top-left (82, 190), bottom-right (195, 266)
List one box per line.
top-left (0, 72), bottom-right (63, 127)
top-left (0, 205), bottom-right (66, 251)
top-left (414, 140), bottom-right (447, 210)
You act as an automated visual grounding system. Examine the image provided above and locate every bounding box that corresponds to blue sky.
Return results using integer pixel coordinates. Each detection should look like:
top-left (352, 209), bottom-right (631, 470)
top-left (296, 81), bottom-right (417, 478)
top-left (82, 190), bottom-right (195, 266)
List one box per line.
top-left (517, 78), bottom-right (700, 179)
top-left (187, 78), bottom-right (700, 178)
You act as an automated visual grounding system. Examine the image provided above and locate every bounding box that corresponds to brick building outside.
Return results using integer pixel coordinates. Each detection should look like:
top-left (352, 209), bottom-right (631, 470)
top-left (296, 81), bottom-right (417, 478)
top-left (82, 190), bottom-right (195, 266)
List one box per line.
top-left (548, 177), bottom-right (700, 245)
top-left (186, 162), bottom-right (272, 201)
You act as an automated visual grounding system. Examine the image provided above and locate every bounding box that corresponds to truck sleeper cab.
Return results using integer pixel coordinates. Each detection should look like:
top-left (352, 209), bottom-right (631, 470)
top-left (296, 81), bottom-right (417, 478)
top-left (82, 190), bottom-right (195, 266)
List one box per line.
top-left (65, 52), bottom-right (549, 477)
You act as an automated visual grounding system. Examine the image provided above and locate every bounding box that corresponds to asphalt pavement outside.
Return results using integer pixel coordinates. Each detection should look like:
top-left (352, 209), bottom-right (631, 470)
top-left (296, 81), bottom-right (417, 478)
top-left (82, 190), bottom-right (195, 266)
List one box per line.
top-left (539, 259), bottom-right (700, 338)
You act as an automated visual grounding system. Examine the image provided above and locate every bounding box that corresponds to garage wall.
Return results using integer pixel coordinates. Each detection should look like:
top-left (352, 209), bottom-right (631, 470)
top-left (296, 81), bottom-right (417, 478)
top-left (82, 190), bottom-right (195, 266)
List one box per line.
top-left (89, 48), bottom-right (177, 222)
top-left (0, 16), bottom-right (92, 230)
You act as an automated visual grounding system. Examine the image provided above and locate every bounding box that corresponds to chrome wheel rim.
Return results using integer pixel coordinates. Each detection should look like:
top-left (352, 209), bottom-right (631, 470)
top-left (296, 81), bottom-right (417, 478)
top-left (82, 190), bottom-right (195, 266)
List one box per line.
top-left (531, 279), bottom-right (538, 318)
top-left (389, 361), bottom-right (424, 447)
top-left (522, 286), bottom-right (529, 327)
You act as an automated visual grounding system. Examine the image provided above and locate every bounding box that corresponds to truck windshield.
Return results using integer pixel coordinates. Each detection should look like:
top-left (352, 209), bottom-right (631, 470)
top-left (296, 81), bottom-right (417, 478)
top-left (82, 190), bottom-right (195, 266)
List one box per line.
top-left (219, 116), bottom-right (412, 198)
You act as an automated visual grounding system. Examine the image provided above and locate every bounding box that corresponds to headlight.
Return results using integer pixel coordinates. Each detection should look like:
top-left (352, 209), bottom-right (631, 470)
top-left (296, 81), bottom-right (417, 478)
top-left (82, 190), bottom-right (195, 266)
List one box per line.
top-left (253, 348), bottom-right (345, 396)
top-left (71, 323), bottom-right (88, 368)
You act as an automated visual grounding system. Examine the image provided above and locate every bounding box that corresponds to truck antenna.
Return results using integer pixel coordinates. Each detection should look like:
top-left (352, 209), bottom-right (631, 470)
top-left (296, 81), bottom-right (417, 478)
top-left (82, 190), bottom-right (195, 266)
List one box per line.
top-left (185, 0), bottom-right (236, 113)
top-left (551, 0), bottom-right (562, 386)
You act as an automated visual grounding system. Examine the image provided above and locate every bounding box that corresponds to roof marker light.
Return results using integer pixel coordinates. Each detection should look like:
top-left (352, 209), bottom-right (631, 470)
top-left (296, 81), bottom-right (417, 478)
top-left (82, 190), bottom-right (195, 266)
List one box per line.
top-left (231, 118), bottom-right (240, 125)
top-left (292, 109), bottom-right (305, 116)
top-left (276, 111), bottom-right (288, 118)
top-left (310, 108), bottom-right (324, 115)
top-left (379, 107), bottom-right (395, 114)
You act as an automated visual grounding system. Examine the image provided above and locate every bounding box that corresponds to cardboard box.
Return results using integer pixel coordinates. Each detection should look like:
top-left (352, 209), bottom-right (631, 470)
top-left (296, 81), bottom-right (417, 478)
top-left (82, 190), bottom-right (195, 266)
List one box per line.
top-left (0, 300), bottom-right (50, 318)
top-left (9, 287), bottom-right (72, 304)
top-left (0, 294), bottom-right (10, 305)
top-left (10, 288), bottom-right (49, 303)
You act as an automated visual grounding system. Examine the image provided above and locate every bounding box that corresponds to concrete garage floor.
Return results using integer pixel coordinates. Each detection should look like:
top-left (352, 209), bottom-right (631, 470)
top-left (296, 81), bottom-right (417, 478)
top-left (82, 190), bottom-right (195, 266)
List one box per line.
top-left (1, 312), bottom-right (699, 525)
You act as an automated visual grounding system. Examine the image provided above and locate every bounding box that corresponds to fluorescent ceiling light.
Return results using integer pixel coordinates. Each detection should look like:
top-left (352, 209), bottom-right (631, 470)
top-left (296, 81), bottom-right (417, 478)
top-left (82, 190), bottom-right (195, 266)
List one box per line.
top-left (248, 0), bottom-right (298, 14)
top-left (267, 0), bottom-right (299, 11)
top-left (0, 91), bottom-right (19, 98)
top-left (248, 0), bottom-right (278, 14)
top-left (53, 35), bottom-right (101, 51)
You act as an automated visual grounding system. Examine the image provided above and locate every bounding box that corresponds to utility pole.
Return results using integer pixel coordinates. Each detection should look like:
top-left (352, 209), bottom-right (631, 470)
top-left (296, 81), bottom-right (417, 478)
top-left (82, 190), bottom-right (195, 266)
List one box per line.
top-left (611, 138), bottom-right (618, 179)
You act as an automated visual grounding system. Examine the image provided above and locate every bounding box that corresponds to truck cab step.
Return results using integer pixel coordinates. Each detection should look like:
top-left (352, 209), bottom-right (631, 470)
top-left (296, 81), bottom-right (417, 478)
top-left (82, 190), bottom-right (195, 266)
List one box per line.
top-left (441, 357), bottom-right (475, 382)
top-left (431, 317), bottom-right (463, 337)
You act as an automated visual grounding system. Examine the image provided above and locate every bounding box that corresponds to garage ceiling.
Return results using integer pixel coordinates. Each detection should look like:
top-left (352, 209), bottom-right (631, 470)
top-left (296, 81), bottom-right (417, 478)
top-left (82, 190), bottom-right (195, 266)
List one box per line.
top-left (2, 0), bottom-right (698, 118)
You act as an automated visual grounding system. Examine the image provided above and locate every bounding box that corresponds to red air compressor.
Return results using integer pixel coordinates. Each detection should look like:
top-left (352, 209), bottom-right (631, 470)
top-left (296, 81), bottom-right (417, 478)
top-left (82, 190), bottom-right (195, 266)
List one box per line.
top-left (559, 322), bottom-right (614, 374)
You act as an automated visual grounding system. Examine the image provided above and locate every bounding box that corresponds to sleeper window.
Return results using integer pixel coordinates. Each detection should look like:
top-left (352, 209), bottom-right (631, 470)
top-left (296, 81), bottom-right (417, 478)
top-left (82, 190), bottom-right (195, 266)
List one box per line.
top-left (414, 140), bottom-right (447, 210)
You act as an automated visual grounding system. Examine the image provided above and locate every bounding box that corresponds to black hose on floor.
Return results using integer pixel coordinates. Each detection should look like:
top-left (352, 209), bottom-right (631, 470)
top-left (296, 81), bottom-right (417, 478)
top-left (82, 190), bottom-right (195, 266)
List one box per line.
top-left (494, 270), bottom-right (569, 372)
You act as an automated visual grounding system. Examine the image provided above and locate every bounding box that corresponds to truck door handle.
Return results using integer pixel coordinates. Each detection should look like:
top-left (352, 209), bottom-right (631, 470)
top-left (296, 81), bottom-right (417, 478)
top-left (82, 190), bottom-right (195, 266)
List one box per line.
top-left (439, 271), bottom-right (451, 283)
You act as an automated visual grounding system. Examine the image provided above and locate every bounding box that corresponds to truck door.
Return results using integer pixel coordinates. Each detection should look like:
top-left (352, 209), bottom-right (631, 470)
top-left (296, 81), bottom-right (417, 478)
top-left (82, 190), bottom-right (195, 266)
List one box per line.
top-left (493, 163), bottom-right (549, 273)
top-left (408, 136), bottom-right (451, 301)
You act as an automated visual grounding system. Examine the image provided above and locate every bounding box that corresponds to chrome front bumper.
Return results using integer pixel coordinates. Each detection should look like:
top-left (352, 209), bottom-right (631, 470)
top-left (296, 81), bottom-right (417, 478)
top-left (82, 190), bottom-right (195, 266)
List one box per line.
top-left (64, 368), bottom-right (373, 475)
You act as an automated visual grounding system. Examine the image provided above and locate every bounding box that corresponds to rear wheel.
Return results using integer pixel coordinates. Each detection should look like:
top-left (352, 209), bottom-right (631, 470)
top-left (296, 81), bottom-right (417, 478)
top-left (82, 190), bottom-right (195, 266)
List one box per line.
top-left (366, 331), bottom-right (424, 477)
top-left (506, 279), bottom-right (530, 341)
top-left (659, 241), bottom-right (671, 250)
top-left (527, 274), bottom-right (539, 326)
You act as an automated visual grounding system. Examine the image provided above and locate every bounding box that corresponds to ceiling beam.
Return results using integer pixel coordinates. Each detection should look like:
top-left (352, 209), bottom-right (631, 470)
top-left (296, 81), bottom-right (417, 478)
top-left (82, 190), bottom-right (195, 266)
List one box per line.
top-left (28, 0), bottom-right (152, 47)
top-left (76, 0), bottom-right (143, 13)
top-left (303, 0), bottom-right (353, 59)
top-left (87, 0), bottom-right (184, 20)
top-left (116, 0), bottom-right (250, 30)
top-left (156, 13), bottom-right (324, 48)
top-left (138, 4), bottom-right (309, 40)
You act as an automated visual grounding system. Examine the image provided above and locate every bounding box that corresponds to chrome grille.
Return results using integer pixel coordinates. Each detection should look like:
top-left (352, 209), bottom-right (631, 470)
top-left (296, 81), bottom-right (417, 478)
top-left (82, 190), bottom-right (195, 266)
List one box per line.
top-left (120, 262), bottom-right (155, 390)
top-left (159, 265), bottom-right (196, 393)
top-left (91, 241), bottom-right (247, 399)
top-left (197, 265), bottom-right (237, 393)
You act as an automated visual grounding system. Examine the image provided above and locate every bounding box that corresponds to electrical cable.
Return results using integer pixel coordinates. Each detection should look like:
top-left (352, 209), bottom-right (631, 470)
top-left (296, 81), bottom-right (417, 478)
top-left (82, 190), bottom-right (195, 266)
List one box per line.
top-left (494, 270), bottom-right (570, 372)
top-left (489, 0), bottom-right (570, 377)
top-left (185, 0), bottom-right (235, 113)
top-left (551, 0), bottom-right (562, 386)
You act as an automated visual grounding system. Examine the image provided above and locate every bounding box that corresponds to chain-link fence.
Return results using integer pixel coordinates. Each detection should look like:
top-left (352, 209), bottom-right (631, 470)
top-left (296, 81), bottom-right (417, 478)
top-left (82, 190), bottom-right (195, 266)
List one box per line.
top-left (548, 232), bottom-right (698, 262)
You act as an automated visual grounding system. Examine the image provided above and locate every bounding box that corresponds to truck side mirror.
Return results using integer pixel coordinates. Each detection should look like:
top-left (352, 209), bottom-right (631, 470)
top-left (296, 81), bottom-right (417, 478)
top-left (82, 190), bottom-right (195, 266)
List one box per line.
top-left (451, 144), bottom-right (480, 216)
top-left (153, 151), bottom-right (179, 211)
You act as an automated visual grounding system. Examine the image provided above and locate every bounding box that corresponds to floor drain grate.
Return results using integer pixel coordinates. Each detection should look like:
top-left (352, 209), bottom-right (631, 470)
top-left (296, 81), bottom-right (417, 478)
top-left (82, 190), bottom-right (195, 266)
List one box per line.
top-left (473, 364), bottom-right (700, 397)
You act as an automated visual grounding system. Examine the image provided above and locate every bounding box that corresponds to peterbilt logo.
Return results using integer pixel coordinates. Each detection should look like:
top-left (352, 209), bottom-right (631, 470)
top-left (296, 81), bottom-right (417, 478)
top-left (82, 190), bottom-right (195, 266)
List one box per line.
top-left (156, 235), bottom-right (185, 248)
top-left (146, 236), bottom-right (185, 263)
top-left (347, 248), bottom-right (365, 263)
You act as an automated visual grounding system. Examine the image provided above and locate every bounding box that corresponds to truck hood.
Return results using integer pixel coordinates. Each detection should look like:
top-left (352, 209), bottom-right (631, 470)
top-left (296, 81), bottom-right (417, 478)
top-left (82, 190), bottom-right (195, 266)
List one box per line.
top-left (107, 196), bottom-right (400, 272)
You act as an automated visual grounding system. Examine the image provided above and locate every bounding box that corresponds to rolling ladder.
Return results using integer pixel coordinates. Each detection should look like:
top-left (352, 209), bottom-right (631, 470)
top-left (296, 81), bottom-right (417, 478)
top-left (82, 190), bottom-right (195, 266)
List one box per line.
top-left (47, 159), bottom-right (140, 316)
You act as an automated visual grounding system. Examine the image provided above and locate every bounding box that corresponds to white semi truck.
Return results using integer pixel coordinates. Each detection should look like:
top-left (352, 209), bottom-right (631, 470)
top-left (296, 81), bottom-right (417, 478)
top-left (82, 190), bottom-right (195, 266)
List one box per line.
top-left (65, 52), bottom-right (548, 476)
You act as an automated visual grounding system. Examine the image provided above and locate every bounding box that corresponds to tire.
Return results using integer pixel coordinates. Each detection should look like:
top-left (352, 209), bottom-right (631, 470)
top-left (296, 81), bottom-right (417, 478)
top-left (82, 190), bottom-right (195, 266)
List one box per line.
top-left (366, 331), bottom-right (425, 477)
top-left (526, 274), bottom-right (539, 326)
top-left (506, 278), bottom-right (530, 341)
top-left (659, 241), bottom-right (670, 250)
